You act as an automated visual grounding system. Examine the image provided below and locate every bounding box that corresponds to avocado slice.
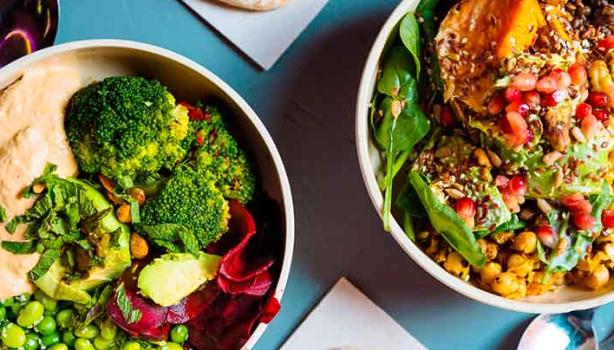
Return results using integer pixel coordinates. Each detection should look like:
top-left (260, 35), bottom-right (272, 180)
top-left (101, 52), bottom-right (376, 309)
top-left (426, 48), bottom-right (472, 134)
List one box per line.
top-left (33, 178), bottom-right (131, 304)
top-left (137, 252), bottom-right (221, 307)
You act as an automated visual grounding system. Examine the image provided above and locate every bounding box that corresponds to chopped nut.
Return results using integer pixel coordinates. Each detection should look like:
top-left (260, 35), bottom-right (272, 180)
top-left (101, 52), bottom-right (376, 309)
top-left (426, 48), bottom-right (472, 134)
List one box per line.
top-left (445, 188), bottom-right (465, 199)
top-left (32, 183), bottom-right (46, 194)
top-left (543, 151), bottom-right (562, 165)
top-left (130, 188), bottom-right (146, 206)
top-left (98, 174), bottom-right (115, 193)
top-left (553, 169), bottom-right (564, 188)
top-left (536, 198), bottom-right (553, 215)
top-left (571, 127), bottom-right (587, 143)
top-left (487, 149), bottom-right (502, 167)
top-left (473, 148), bottom-right (492, 167)
top-left (117, 204), bottom-right (132, 223)
top-left (130, 232), bottom-right (149, 259)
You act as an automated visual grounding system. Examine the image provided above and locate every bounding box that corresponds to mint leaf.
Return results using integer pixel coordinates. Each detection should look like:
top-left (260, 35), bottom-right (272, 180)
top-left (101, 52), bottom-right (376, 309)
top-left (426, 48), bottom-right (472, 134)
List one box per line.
top-left (1, 241), bottom-right (37, 254)
top-left (29, 248), bottom-right (61, 280)
top-left (116, 283), bottom-right (142, 324)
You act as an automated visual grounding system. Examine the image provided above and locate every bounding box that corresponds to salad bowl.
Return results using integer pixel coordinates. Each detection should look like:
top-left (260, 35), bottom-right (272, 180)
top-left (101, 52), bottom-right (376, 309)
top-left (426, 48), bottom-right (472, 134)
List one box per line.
top-left (0, 39), bottom-right (294, 348)
top-left (356, 0), bottom-right (614, 313)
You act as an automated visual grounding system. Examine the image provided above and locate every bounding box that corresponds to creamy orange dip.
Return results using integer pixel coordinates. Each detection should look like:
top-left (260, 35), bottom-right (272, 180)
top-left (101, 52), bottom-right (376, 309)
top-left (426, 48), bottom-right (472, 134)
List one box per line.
top-left (0, 57), bottom-right (80, 300)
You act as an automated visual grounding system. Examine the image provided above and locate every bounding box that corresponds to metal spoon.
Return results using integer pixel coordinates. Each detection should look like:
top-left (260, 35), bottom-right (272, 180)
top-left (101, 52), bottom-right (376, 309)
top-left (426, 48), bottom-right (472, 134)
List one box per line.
top-left (518, 310), bottom-right (597, 350)
top-left (0, 0), bottom-right (59, 67)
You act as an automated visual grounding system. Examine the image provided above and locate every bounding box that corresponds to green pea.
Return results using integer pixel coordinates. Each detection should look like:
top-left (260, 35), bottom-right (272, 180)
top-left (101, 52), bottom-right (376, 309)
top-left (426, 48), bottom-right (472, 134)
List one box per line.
top-left (93, 336), bottom-right (113, 350)
top-left (41, 332), bottom-right (60, 346)
top-left (48, 343), bottom-right (69, 350)
top-left (55, 310), bottom-right (74, 329)
top-left (35, 315), bottom-right (57, 335)
top-left (62, 331), bottom-right (76, 346)
top-left (11, 301), bottom-right (24, 316)
top-left (24, 333), bottom-right (40, 350)
top-left (34, 291), bottom-right (58, 313)
top-left (100, 318), bottom-right (117, 340)
top-left (122, 341), bottom-right (141, 350)
top-left (17, 301), bottom-right (45, 328)
top-left (74, 324), bottom-right (100, 339)
top-left (75, 338), bottom-right (96, 350)
top-left (170, 325), bottom-right (188, 344)
top-left (158, 342), bottom-right (183, 350)
top-left (1, 322), bottom-right (26, 348)
top-left (0, 307), bottom-right (6, 322)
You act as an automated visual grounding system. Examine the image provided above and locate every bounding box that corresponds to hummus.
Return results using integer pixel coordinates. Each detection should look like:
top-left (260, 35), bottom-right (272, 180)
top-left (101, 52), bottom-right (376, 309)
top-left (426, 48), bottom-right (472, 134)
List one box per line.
top-left (0, 57), bottom-right (80, 300)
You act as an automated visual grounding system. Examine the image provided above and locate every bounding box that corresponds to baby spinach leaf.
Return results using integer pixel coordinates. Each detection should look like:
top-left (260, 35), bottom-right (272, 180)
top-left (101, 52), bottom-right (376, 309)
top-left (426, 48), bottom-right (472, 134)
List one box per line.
top-left (475, 215), bottom-right (526, 239)
top-left (399, 12), bottom-right (421, 78)
top-left (409, 171), bottom-right (485, 267)
top-left (415, 0), bottom-right (443, 95)
top-left (402, 212), bottom-right (416, 241)
top-left (376, 46), bottom-right (418, 100)
top-left (589, 181), bottom-right (613, 234)
top-left (396, 181), bottom-right (427, 218)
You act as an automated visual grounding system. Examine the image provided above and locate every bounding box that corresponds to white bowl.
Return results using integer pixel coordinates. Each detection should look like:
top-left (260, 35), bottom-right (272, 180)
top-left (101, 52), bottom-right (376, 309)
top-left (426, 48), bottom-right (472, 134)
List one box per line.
top-left (355, 0), bottom-right (614, 314)
top-left (0, 39), bottom-right (294, 347)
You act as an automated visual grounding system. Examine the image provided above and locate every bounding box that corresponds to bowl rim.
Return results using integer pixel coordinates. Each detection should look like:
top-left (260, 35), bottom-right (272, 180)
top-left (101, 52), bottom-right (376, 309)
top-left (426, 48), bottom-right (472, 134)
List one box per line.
top-left (0, 39), bottom-right (295, 347)
top-left (355, 0), bottom-right (614, 314)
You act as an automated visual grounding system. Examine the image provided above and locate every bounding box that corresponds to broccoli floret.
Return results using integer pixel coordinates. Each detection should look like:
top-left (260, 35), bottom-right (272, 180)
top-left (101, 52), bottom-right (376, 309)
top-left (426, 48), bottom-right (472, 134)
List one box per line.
top-left (190, 105), bottom-right (257, 204)
top-left (139, 164), bottom-right (230, 251)
top-left (65, 76), bottom-right (190, 182)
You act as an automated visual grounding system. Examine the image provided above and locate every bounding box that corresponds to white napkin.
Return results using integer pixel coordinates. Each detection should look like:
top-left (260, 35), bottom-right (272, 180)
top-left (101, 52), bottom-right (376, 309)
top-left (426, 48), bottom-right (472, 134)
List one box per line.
top-left (281, 278), bottom-right (428, 350)
top-left (181, 0), bottom-right (329, 70)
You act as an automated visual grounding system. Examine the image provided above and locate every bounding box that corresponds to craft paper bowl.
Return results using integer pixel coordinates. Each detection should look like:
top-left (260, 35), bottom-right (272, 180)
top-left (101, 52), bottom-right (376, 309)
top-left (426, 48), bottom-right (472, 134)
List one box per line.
top-left (355, 0), bottom-right (614, 314)
top-left (0, 39), bottom-right (294, 347)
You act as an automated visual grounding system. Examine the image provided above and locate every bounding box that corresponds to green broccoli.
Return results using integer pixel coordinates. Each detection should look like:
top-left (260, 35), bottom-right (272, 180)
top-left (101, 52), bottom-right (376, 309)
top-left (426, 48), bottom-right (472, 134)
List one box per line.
top-left (139, 164), bottom-right (229, 252)
top-left (189, 105), bottom-right (257, 204)
top-left (65, 76), bottom-right (190, 182)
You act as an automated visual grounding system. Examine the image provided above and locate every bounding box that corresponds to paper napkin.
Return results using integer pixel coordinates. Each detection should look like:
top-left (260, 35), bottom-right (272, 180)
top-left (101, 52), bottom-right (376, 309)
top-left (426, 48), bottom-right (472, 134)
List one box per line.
top-left (181, 0), bottom-right (330, 70)
top-left (281, 278), bottom-right (427, 350)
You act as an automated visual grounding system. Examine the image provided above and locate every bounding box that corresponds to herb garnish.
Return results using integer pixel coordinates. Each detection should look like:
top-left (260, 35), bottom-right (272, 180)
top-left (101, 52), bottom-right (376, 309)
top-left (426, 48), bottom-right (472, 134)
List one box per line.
top-left (116, 283), bottom-right (142, 324)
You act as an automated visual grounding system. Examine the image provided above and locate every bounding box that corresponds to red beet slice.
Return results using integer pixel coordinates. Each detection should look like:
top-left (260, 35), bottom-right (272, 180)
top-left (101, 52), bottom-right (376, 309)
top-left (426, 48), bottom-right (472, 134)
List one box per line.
top-left (167, 282), bottom-right (220, 324)
top-left (218, 270), bottom-right (273, 297)
top-left (260, 296), bottom-right (281, 324)
top-left (107, 284), bottom-right (170, 340)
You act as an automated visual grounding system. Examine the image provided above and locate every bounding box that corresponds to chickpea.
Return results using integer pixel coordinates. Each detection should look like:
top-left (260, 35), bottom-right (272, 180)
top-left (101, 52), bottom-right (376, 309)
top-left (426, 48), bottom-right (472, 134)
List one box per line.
top-left (130, 233), bottom-right (149, 259)
top-left (129, 188), bottom-right (146, 206)
top-left (417, 231), bottom-right (430, 240)
top-left (478, 239), bottom-right (498, 260)
top-left (492, 231), bottom-right (513, 245)
top-left (508, 279), bottom-right (527, 299)
top-left (507, 253), bottom-right (533, 277)
top-left (480, 262), bottom-right (502, 285)
top-left (513, 231), bottom-right (537, 254)
top-left (585, 265), bottom-right (609, 290)
top-left (426, 236), bottom-right (440, 256)
top-left (443, 252), bottom-right (469, 280)
top-left (492, 272), bottom-right (519, 296)
top-left (117, 204), bottom-right (132, 223)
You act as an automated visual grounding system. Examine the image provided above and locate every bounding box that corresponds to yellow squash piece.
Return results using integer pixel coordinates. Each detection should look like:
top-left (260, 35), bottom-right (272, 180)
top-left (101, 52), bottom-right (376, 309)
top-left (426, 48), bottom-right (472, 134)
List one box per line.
top-left (436, 0), bottom-right (546, 113)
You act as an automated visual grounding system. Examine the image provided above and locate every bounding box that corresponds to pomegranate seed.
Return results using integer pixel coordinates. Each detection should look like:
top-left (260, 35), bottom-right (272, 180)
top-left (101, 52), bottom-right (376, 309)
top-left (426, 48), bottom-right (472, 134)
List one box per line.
top-left (602, 209), bottom-right (614, 229)
top-left (504, 87), bottom-right (522, 102)
top-left (509, 175), bottom-right (527, 196)
top-left (575, 102), bottom-right (592, 119)
top-left (523, 91), bottom-right (541, 109)
top-left (488, 94), bottom-right (506, 115)
top-left (568, 63), bottom-right (588, 86)
top-left (536, 76), bottom-right (558, 94)
top-left (501, 189), bottom-right (520, 213)
top-left (597, 35), bottom-right (614, 51)
top-left (550, 69), bottom-right (571, 90)
top-left (541, 90), bottom-right (568, 107)
top-left (500, 112), bottom-right (530, 146)
top-left (512, 72), bottom-right (537, 91)
top-left (572, 213), bottom-right (596, 230)
top-left (593, 109), bottom-right (608, 122)
top-left (455, 197), bottom-right (477, 219)
top-left (506, 101), bottom-right (530, 117)
top-left (440, 105), bottom-right (456, 127)
top-left (536, 225), bottom-right (557, 248)
top-left (495, 175), bottom-right (510, 189)
top-left (587, 92), bottom-right (609, 109)
top-left (581, 114), bottom-right (601, 139)
top-left (561, 193), bottom-right (592, 214)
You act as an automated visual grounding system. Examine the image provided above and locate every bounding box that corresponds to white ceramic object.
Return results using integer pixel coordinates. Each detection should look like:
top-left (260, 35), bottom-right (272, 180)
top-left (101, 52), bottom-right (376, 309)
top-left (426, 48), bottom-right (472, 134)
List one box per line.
top-left (0, 39), bottom-right (294, 347)
top-left (355, 0), bottom-right (614, 314)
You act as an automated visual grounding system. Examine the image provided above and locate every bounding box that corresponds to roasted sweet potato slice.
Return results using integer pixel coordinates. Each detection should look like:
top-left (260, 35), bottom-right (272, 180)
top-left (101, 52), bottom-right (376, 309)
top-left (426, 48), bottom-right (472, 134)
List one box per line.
top-left (436, 0), bottom-right (546, 113)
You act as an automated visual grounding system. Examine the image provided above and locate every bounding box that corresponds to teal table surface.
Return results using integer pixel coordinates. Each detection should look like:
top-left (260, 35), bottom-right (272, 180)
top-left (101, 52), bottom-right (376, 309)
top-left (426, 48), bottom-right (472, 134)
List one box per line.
top-left (56, 1), bottom-right (614, 349)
